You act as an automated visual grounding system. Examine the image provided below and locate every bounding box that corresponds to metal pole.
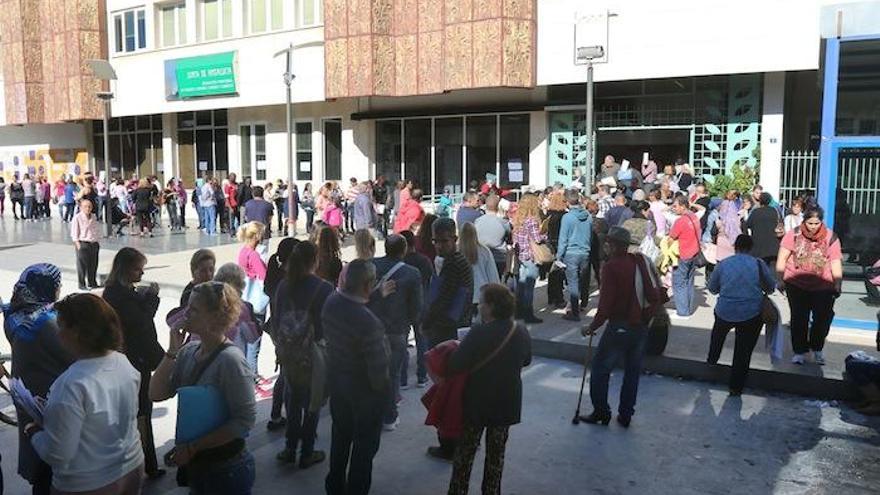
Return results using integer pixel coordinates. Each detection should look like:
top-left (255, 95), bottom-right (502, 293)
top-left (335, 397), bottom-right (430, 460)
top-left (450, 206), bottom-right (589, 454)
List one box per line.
top-left (284, 43), bottom-right (295, 236)
top-left (585, 61), bottom-right (594, 183)
top-left (103, 97), bottom-right (112, 237)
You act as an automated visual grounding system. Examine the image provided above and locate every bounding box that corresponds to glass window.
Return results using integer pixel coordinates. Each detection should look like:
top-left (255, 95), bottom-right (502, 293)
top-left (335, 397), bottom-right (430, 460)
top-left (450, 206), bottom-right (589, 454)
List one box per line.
top-left (160, 3), bottom-right (187, 47)
top-left (296, 122), bottom-right (312, 181)
top-left (115, 9), bottom-right (147, 53)
top-left (114, 15), bottom-right (123, 52)
top-left (137, 10), bottom-right (146, 49)
top-left (376, 120), bottom-right (402, 183)
top-left (214, 129), bottom-right (229, 179)
top-left (222, 0), bottom-right (232, 37)
top-left (196, 129), bottom-right (214, 178)
top-left (405, 119), bottom-right (431, 192)
top-left (122, 134), bottom-right (136, 178)
top-left (250, 0), bottom-right (266, 33)
top-left (836, 39), bottom-right (880, 136)
top-left (124, 11), bottom-right (136, 51)
top-left (121, 117), bottom-right (136, 132)
top-left (178, 130), bottom-right (195, 186)
top-left (324, 119), bottom-right (342, 181)
top-left (213, 109), bottom-right (228, 127)
top-left (109, 134), bottom-right (121, 175)
top-left (271, 0), bottom-right (283, 30)
top-left (499, 114), bottom-right (530, 187)
top-left (136, 133), bottom-right (153, 178)
top-left (202, 0), bottom-right (219, 40)
top-left (153, 132), bottom-right (164, 181)
top-left (240, 125), bottom-right (252, 179)
top-left (296, 0), bottom-right (320, 27)
top-left (255, 125), bottom-right (267, 181)
top-left (196, 110), bottom-right (213, 127)
top-left (152, 114), bottom-right (163, 129)
top-left (178, 112), bottom-right (195, 129)
top-left (466, 116), bottom-right (497, 191)
top-left (434, 117), bottom-right (463, 196)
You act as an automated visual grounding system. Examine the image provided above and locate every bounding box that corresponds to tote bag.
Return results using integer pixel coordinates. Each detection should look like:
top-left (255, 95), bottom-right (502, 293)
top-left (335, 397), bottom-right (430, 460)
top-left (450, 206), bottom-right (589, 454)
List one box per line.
top-left (244, 276), bottom-right (270, 315)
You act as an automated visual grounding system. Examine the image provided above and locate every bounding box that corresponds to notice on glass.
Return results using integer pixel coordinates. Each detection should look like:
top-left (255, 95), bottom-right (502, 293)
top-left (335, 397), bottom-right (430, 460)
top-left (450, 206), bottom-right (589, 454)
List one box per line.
top-left (257, 160), bottom-right (267, 170)
top-left (299, 161), bottom-right (311, 172)
top-left (198, 161), bottom-right (208, 171)
top-left (507, 160), bottom-right (523, 171)
top-left (509, 170), bottom-right (524, 183)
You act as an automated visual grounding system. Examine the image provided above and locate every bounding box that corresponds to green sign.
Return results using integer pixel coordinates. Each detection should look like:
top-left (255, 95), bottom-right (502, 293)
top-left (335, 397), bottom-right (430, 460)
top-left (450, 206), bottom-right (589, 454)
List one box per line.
top-left (172, 52), bottom-right (237, 99)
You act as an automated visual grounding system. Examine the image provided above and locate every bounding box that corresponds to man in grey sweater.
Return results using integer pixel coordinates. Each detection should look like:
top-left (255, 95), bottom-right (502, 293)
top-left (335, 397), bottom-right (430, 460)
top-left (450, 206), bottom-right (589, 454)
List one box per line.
top-left (323, 259), bottom-right (390, 495)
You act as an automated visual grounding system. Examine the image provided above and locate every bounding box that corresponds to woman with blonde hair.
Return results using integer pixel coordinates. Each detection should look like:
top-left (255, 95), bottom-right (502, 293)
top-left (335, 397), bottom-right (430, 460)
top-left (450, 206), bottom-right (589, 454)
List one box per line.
top-left (236, 221), bottom-right (268, 377)
top-left (337, 228), bottom-right (377, 288)
top-left (512, 194), bottom-right (547, 323)
top-left (150, 282), bottom-right (256, 494)
top-left (459, 223), bottom-right (500, 320)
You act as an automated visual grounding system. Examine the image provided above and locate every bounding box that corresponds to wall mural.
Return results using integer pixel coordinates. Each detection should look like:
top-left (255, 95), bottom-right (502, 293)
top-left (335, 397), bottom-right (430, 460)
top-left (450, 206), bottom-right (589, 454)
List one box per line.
top-left (0, 148), bottom-right (89, 182)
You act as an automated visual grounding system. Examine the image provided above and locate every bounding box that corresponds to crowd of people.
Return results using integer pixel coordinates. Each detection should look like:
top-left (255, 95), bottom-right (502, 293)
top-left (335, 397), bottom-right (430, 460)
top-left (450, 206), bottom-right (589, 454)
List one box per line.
top-left (2, 153), bottom-right (878, 495)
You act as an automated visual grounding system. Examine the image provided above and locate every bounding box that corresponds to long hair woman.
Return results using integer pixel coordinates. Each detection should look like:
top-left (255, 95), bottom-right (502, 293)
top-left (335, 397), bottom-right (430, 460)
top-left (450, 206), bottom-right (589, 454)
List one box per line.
top-left (2, 264), bottom-right (73, 494)
top-left (415, 213), bottom-right (438, 261)
top-left (544, 191), bottom-right (568, 309)
top-left (29, 294), bottom-right (144, 495)
top-left (133, 178), bottom-right (154, 237)
top-left (511, 193), bottom-right (546, 323)
top-left (102, 247), bottom-right (166, 480)
top-left (150, 282), bottom-right (256, 494)
top-left (271, 241), bottom-right (335, 469)
top-left (459, 223), bottom-right (500, 320)
top-left (315, 224), bottom-right (343, 285)
top-left (776, 207), bottom-right (843, 365)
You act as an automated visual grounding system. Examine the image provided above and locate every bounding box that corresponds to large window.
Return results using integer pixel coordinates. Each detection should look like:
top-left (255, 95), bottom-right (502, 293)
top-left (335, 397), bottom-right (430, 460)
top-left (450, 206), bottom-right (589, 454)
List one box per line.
top-left (239, 124), bottom-right (267, 181)
top-left (376, 121), bottom-right (402, 183)
top-left (114, 9), bottom-right (147, 53)
top-left (93, 115), bottom-right (163, 180)
top-left (200, 0), bottom-right (233, 41)
top-left (295, 0), bottom-right (321, 27)
top-left (246, 0), bottom-right (283, 33)
top-left (159, 3), bottom-right (187, 47)
top-left (324, 119), bottom-right (342, 181)
top-left (376, 113), bottom-right (529, 198)
top-left (434, 118), bottom-right (463, 196)
top-left (836, 39), bottom-right (880, 136)
top-left (177, 110), bottom-right (229, 184)
top-left (296, 122), bottom-right (313, 181)
top-left (499, 114), bottom-right (530, 188)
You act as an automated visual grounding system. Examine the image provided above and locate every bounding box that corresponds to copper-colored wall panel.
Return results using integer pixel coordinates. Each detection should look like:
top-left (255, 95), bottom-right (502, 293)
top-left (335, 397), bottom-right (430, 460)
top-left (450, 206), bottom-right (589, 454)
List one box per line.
top-left (473, 19), bottom-right (501, 87)
top-left (325, 0), bottom-right (534, 98)
top-left (394, 34), bottom-right (418, 95)
top-left (417, 30), bottom-right (444, 94)
top-left (1, 0), bottom-right (106, 124)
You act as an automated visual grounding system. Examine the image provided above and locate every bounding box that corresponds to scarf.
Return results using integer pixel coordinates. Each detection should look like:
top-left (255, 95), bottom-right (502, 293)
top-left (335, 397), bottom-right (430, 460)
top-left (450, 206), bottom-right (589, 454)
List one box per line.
top-left (799, 221), bottom-right (828, 243)
top-left (794, 222), bottom-right (831, 274)
top-left (2, 263), bottom-right (62, 342)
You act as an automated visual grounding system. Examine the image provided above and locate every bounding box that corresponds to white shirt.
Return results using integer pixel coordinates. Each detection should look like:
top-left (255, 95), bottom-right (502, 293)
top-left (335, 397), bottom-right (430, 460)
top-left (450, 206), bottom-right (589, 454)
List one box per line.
top-left (32, 351), bottom-right (143, 492)
top-left (200, 183), bottom-right (216, 207)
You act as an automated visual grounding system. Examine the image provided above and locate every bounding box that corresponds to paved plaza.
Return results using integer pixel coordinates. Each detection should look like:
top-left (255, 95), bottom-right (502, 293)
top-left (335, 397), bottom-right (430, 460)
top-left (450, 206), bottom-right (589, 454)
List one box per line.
top-left (1, 219), bottom-right (880, 494)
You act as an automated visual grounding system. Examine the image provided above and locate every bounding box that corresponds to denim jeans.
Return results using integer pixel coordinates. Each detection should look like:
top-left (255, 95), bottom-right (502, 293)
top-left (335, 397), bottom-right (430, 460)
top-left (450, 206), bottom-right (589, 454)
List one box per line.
top-left (187, 451), bottom-right (256, 495)
top-left (672, 257), bottom-right (698, 316)
top-left (384, 333), bottom-right (408, 424)
top-left (166, 202), bottom-right (180, 229)
top-left (246, 336), bottom-right (261, 376)
top-left (516, 260), bottom-right (539, 317)
top-left (23, 196), bottom-right (34, 219)
top-left (590, 321), bottom-right (648, 417)
top-left (204, 205), bottom-right (217, 234)
top-left (562, 253), bottom-right (589, 307)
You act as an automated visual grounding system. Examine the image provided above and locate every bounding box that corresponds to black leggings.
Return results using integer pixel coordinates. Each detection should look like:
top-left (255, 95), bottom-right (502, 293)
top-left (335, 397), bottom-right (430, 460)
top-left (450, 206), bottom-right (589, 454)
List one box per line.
top-left (707, 314), bottom-right (763, 393)
top-left (786, 284), bottom-right (836, 354)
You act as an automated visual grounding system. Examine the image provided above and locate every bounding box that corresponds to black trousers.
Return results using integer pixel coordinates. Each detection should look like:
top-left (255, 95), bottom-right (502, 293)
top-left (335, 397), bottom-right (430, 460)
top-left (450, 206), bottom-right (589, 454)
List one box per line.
top-left (786, 284), bottom-right (836, 354)
top-left (75, 241), bottom-right (99, 288)
top-left (707, 314), bottom-right (763, 393)
top-left (325, 387), bottom-right (384, 495)
top-left (284, 380), bottom-right (319, 455)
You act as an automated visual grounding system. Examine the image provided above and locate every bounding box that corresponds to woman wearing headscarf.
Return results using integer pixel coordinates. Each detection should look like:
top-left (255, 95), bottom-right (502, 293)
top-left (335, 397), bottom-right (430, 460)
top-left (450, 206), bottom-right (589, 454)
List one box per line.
top-left (714, 197), bottom-right (742, 263)
top-left (102, 248), bottom-right (166, 480)
top-left (776, 207), bottom-right (843, 365)
top-left (2, 264), bottom-right (73, 494)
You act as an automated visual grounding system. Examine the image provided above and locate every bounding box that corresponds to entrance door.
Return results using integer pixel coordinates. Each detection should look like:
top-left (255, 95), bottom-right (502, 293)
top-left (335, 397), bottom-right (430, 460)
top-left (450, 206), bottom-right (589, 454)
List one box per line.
top-left (595, 128), bottom-right (690, 176)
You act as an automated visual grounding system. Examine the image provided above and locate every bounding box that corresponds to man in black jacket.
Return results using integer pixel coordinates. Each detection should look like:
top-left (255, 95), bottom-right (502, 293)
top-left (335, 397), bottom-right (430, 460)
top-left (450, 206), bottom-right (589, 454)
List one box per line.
top-left (369, 235), bottom-right (423, 431)
top-left (323, 259), bottom-right (390, 495)
top-left (424, 218), bottom-right (473, 347)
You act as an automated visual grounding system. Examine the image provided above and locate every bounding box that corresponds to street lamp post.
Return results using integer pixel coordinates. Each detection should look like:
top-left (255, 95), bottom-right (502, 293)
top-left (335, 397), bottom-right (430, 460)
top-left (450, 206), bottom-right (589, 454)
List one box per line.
top-left (275, 44), bottom-right (296, 237)
top-left (86, 60), bottom-right (117, 238)
top-left (576, 46), bottom-right (604, 183)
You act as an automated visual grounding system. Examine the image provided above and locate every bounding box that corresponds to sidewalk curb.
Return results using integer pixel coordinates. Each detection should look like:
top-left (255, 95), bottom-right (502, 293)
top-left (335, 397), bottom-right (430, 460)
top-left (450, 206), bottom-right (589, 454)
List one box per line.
top-left (531, 338), bottom-right (859, 401)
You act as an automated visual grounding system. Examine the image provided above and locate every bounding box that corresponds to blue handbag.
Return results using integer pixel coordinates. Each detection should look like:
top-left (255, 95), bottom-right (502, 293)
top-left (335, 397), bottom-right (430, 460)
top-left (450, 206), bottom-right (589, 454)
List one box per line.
top-left (175, 344), bottom-right (231, 445)
top-left (428, 275), bottom-right (467, 323)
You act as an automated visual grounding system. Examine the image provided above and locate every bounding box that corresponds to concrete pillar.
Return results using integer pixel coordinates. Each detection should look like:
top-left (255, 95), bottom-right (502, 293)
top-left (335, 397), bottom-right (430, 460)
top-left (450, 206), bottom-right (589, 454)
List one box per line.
top-left (760, 72), bottom-right (785, 200)
top-left (162, 113), bottom-right (176, 178)
top-left (529, 110), bottom-right (547, 188)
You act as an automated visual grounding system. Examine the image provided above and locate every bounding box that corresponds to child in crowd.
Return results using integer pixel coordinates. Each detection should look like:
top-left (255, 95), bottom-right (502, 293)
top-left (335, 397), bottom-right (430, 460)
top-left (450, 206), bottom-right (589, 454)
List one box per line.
top-left (784, 198), bottom-right (804, 233)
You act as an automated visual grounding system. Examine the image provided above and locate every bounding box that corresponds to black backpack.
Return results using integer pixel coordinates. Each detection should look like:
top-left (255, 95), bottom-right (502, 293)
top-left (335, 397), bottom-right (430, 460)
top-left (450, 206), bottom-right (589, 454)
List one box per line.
top-left (273, 292), bottom-right (317, 387)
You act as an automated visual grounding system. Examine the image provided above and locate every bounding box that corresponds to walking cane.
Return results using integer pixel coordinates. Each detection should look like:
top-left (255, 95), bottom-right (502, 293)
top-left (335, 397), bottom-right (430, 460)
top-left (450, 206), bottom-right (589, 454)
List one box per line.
top-left (571, 329), bottom-right (594, 425)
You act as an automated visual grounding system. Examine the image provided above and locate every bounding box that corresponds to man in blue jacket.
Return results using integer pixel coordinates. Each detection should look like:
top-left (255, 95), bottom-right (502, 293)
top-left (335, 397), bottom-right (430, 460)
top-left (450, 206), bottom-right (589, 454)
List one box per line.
top-left (557, 188), bottom-right (593, 321)
top-left (369, 235), bottom-right (423, 431)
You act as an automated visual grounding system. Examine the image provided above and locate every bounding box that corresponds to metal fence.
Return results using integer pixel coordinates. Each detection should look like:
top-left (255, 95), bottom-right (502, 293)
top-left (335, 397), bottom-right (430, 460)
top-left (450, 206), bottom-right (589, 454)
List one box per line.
top-left (779, 151), bottom-right (818, 204)
top-left (838, 147), bottom-right (880, 216)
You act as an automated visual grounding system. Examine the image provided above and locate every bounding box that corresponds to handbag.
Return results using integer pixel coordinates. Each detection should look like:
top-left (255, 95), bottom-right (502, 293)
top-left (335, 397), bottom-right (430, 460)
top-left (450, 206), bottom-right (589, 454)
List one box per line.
top-left (243, 277), bottom-right (270, 315)
top-left (686, 215), bottom-right (708, 268)
top-left (529, 240), bottom-right (555, 264)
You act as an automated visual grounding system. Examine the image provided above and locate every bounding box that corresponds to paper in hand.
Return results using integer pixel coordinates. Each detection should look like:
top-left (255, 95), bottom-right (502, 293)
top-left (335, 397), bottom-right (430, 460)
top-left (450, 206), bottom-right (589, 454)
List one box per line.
top-left (9, 378), bottom-right (45, 425)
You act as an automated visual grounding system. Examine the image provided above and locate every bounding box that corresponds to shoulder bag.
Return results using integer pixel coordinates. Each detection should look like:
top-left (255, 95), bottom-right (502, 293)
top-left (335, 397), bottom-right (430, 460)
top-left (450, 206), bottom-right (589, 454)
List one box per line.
top-left (686, 215), bottom-right (709, 268)
top-left (175, 343), bottom-right (233, 445)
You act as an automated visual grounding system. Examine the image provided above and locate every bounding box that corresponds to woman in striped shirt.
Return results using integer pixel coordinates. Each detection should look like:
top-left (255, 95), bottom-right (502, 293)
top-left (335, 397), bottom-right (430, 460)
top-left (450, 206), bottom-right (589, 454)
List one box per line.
top-left (511, 194), bottom-right (546, 324)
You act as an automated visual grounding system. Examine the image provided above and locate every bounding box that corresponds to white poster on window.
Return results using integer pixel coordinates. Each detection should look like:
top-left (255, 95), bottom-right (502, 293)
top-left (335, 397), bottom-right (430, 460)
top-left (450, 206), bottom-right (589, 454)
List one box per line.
top-left (299, 161), bottom-right (311, 173)
top-left (198, 161), bottom-right (208, 171)
top-left (257, 160), bottom-right (267, 170)
top-left (507, 160), bottom-right (522, 171)
top-left (509, 170), bottom-right (524, 183)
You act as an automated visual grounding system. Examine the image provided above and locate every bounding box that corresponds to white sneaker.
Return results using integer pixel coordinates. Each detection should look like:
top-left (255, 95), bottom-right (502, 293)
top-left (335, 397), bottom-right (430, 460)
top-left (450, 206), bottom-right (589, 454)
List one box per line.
top-left (813, 351), bottom-right (826, 365)
top-left (791, 354), bottom-right (806, 365)
top-left (383, 418), bottom-right (400, 432)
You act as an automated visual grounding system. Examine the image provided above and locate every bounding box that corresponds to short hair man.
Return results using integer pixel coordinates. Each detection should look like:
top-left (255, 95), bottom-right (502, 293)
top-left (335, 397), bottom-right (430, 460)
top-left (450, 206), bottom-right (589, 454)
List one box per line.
top-left (557, 189), bottom-right (593, 321)
top-left (668, 196), bottom-right (700, 318)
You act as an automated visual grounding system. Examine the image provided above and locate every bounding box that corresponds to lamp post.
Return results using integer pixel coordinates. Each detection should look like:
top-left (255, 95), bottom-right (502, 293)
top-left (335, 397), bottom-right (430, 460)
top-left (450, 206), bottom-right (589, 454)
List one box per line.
top-left (86, 60), bottom-right (117, 237)
top-left (576, 46), bottom-right (604, 183)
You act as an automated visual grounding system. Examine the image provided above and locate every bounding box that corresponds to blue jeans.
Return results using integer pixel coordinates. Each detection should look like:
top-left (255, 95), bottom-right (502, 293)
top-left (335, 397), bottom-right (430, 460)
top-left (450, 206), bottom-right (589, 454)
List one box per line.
top-left (590, 322), bottom-right (648, 417)
top-left (672, 257), bottom-right (697, 316)
top-left (562, 253), bottom-right (589, 306)
top-left (246, 336), bottom-right (261, 376)
top-left (516, 260), bottom-right (539, 317)
top-left (384, 333), bottom-right (408, 424)
top-left (23, 197), bottom-right (34, 219)
top-left (204, 205), bottom-right (217, 234)
top-left (187, 451), bottom-right (255, 495)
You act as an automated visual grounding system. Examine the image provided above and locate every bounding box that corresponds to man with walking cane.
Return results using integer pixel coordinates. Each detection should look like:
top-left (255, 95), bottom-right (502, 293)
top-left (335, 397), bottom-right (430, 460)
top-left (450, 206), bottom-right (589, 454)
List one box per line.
top-left (575, 227), bottom-right (663, 428)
